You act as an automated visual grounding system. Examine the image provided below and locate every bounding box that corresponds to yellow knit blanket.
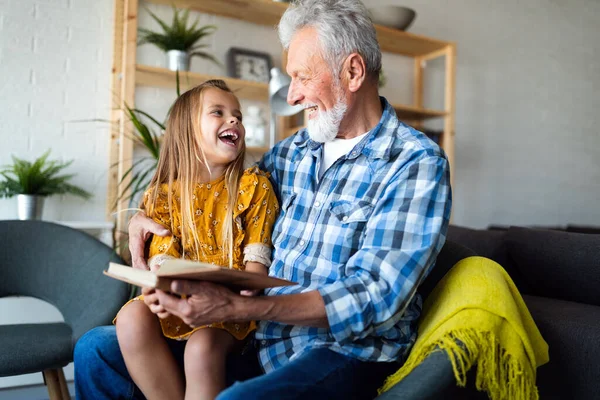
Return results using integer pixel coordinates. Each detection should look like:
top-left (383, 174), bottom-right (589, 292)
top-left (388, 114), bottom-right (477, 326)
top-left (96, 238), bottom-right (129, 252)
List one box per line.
top-left (379, 256), bottom-right (549, 400)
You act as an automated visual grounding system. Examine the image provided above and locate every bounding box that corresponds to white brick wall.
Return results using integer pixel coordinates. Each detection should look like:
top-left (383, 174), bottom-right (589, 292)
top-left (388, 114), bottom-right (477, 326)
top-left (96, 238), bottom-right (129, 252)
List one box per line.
top-left (0, 0), bottom-right (113, 222)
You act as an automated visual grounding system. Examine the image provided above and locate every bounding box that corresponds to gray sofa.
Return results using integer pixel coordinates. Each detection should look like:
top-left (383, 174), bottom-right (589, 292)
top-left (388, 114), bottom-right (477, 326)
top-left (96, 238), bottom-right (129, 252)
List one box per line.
top-left (443, 225), bottom-right (600, 399)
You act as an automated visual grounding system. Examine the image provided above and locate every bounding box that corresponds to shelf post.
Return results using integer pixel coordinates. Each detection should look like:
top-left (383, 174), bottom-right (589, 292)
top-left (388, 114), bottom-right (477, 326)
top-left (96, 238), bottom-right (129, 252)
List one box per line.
top-left (108, 0), bottom-right (139, 254)
top-left (442, 44), bottom-right (456, 189)
top-left (413, 56), bottom-right (425, 130)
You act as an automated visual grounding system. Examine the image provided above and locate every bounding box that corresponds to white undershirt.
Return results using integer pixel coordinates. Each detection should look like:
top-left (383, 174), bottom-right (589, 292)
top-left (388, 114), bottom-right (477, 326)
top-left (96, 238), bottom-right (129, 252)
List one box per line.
top-left (319, 132), bottom-right (368, 179)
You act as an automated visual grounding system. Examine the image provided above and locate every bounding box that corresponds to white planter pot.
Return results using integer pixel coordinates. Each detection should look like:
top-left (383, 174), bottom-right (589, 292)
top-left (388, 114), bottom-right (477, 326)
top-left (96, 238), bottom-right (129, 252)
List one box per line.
top-left (167, 50), bottom-right (190, 71)
top-left (17, 194), bottom-right (44, 220)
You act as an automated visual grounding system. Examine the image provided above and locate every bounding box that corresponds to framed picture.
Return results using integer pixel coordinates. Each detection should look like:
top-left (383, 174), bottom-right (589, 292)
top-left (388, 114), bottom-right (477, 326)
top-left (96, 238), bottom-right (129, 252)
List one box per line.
top-left (226, 47), bottom-right (273, 83)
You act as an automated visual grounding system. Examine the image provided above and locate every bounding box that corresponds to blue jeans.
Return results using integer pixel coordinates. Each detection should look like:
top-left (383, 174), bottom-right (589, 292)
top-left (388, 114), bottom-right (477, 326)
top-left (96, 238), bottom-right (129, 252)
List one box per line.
top-left (74, 326), bottom-right (399, 400)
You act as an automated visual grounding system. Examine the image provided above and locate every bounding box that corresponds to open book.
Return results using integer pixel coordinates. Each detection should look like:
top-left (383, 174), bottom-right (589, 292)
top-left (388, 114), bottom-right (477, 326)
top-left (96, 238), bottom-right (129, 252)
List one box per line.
top-left (104, 260), bottom-right (296, 292)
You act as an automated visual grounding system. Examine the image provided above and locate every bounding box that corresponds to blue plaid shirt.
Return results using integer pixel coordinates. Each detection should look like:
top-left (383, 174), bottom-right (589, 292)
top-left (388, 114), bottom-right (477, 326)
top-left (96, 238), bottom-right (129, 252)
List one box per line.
top-left (256, 98), bottom-right (452, 373)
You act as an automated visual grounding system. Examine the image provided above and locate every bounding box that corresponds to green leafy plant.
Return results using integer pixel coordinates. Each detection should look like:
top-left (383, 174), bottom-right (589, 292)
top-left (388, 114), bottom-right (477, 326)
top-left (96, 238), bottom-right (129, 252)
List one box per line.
top-left (0, 150), bottom-right (92, 199)
top-left (138, 6), bottom-right (221, 66)
top-left (116, 104), bottom-right (163, 207)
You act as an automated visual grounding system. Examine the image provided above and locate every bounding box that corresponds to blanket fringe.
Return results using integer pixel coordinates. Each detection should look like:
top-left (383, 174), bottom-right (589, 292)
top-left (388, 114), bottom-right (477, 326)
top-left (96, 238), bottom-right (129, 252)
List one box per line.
top-left (379, 328), bottom-right (539, 400)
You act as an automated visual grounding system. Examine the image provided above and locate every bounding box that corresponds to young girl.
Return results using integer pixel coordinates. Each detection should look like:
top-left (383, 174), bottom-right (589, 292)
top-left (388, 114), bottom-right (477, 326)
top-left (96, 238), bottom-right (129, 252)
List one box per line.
top-left (115, 80), bottom-right (279, 400)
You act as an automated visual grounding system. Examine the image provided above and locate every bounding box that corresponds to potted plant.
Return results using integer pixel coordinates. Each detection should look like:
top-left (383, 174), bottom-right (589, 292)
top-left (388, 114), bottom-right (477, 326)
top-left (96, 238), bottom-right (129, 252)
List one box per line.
top-left (138, 6), bottom-right (221, 71)
top-left (0, 150), bottom-right (92, 220)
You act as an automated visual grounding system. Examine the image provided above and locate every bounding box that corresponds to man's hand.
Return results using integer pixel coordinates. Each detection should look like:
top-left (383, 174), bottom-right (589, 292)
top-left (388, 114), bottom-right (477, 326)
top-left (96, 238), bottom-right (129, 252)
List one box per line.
top-left (155, 280), bottom-right (240, 328)
top-left (128, 211), bottom-right (170, 270)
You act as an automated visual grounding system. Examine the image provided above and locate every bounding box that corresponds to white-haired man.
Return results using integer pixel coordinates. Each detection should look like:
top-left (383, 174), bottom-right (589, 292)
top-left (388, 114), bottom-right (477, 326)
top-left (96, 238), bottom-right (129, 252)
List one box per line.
top-left (75, 1), bottom-right (451, 399)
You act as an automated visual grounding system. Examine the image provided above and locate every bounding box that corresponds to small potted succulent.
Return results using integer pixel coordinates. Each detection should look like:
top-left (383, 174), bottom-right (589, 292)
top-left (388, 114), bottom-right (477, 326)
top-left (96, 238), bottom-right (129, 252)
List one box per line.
top-left (0, 150), bottom-right (92, 220)
top-left (138, 7), bottom-right (221, 71)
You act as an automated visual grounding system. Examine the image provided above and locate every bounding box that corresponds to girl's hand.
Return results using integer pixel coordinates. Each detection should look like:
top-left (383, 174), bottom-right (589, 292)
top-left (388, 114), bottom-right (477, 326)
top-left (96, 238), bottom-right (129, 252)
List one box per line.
top-left (142, 287), bottom-right (171, 319)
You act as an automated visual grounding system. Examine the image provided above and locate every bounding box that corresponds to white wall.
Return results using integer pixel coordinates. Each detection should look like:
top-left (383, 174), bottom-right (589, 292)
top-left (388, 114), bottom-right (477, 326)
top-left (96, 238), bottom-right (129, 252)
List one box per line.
top-left (368, 0), bottom-right (600, 228)
top-left (0, 0), bottom-right (113, 221)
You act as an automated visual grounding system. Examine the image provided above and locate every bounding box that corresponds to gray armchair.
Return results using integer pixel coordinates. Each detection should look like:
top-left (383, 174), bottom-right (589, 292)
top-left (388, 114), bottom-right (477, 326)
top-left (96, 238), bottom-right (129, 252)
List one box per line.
top-left (0, 220), bottom-right (130, 399)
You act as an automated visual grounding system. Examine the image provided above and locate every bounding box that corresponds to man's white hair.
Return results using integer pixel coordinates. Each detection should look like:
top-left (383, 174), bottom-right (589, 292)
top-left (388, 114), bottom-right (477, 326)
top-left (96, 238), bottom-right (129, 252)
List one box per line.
top-left (278, 0), bottom-right (382, 81)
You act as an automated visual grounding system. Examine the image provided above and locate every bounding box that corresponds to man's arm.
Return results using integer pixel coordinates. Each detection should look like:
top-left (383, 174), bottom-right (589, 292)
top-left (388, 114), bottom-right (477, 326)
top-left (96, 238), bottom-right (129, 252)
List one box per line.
top-left (152, 280), bottom-right (329, 328)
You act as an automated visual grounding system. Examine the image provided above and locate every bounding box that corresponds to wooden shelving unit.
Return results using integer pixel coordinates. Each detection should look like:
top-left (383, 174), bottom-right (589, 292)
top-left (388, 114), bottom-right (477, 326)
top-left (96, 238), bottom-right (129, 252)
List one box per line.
top-left (109, 0), bottom-right (456, 234)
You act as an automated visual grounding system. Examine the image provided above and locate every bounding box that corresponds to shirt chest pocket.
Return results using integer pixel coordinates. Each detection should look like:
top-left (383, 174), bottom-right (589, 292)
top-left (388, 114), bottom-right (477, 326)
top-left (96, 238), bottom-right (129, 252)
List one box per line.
top-left (327, 200), bottom-right (374, 254)
top-left (329, 200), bottom-right (374, 224)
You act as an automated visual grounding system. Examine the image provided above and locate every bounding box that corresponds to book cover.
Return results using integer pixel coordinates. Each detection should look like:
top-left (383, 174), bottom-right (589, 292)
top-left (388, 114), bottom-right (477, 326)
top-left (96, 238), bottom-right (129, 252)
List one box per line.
top-left (104, 260), bottom-right (296, 291)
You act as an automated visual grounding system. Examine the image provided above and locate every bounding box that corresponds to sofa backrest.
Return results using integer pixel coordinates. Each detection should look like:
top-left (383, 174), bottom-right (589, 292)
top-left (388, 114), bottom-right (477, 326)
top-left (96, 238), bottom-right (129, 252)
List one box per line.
top-left (504, 226), bottom-right (600, 306)
top-left (448, 224), bottom-right (600, 306)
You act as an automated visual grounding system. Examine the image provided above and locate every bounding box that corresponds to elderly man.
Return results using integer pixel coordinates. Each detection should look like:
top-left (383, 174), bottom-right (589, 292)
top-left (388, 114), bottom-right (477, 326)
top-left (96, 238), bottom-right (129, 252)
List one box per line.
top-left (74, 0), bottom-right (451, 399)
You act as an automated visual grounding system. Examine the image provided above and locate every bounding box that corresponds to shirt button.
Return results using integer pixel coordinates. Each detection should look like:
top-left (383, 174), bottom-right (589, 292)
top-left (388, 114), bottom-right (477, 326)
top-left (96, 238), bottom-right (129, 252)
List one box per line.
top-left (300, 240), bottom-right (306, 246)
top-left (314, 201), bottom-right (321, 208)
top-left (343, 216), bottom-right (349, 222)
top-left (261, 340), bottom-right (267, 345)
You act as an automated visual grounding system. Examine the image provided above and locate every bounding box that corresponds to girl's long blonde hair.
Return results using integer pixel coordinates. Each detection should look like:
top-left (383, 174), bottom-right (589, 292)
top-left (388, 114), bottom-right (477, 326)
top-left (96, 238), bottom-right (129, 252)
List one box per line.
top-left (144, 80), bottom-right (246, 267)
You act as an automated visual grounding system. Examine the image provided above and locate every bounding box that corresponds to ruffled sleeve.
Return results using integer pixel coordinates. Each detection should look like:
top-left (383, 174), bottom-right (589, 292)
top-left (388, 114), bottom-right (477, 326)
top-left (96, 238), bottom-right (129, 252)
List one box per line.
top-left (142, 186), bottom-right (182, 269)
top-left (235, 168), bottom-right (279, 267)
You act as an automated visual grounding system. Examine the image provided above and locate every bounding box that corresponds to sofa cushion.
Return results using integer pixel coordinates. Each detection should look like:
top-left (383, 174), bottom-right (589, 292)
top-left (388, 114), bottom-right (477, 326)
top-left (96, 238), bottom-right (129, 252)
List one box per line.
top-left (523, 295), bottom-right (600, 400)
top-left (506, 227), bottom-right (600, 306)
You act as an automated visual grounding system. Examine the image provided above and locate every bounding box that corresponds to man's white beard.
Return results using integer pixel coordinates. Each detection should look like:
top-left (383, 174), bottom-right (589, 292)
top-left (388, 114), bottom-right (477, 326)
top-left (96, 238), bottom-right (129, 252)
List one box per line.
top-left (307, 100), bottom-right (348, 143)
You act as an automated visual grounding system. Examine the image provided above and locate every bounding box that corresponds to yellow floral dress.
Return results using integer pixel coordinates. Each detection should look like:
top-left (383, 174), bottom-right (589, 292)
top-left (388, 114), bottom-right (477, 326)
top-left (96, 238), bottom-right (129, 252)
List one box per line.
top-left (121, 166), bottom-right (279, 341)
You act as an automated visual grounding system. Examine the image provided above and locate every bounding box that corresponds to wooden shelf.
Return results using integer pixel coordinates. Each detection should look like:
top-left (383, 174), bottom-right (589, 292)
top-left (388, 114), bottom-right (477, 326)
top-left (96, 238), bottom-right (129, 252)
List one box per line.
top-left (136, 65), bottom-right (269, 102)
top-left (375, 26), bottom-right (450, 57)
top-left (147, 0), bottom-right (287, 26)
top-left (392, 104), bottom-right (447, 120)
top-left (146, 0), bottom-right (451, 57)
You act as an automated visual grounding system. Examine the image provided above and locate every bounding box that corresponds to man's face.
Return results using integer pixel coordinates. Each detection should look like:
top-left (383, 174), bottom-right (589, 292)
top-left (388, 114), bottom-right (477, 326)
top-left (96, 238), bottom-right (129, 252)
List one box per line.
top-left (286, 27), bottom-right (348, 143)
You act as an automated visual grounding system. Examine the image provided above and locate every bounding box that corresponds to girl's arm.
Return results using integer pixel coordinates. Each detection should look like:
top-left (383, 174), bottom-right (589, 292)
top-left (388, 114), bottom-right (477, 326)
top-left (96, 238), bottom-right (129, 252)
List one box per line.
top-left (245, 261), bottom-right (267, 275)
top-left (241, 261), bottom-right (268, 296)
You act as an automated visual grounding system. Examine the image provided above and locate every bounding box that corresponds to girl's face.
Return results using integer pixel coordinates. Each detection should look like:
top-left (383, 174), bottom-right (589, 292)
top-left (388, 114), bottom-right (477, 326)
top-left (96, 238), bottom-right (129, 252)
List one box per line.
top-left (197, 88), bottom-right (245, 172)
